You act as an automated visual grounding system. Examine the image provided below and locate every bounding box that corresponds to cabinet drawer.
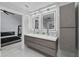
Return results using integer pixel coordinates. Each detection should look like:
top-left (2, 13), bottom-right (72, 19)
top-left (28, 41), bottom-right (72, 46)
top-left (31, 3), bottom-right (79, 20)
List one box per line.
top-left (27, 41), bottom-right (57, 56)
top-left (25, 36), bottom-right (57, 49)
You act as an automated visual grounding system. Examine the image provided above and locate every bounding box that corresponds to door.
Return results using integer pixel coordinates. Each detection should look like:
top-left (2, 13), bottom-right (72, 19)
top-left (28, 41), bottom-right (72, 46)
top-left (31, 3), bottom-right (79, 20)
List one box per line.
top-left (60, 3), bottom-right (76, 56)
top-left (78, 2), bottom-right (79, 56)
top-left (60, 28), bottom-right (76, 53)
top-left (60, 3), bottom-right (75, 28)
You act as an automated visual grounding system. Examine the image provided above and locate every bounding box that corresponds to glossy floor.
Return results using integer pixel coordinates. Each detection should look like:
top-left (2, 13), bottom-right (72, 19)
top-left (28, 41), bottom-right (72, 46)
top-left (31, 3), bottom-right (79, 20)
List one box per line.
top-left (0, 42), bottom-right (77, 57)
top-left (0, 42), bottom-right (45, 57)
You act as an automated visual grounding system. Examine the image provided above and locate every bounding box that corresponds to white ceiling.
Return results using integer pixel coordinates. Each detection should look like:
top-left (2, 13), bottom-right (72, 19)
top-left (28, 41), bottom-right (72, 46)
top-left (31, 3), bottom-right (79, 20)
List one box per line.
top-left (0, 2), bottom-right (70, 15)
top-left (11, 2), bottom-right (54, 11)
top-left (0, 2), bottom-right (54, 15)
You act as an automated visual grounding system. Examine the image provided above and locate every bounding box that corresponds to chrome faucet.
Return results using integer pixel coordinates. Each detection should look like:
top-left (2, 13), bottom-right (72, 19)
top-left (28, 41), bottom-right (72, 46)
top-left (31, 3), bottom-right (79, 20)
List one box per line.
top-left (47, 22), bottom-right (50, 35)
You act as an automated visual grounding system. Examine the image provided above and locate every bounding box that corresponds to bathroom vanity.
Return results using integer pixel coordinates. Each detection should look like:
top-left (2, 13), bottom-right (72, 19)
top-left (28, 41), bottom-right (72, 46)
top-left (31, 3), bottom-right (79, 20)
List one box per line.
top-left (24, 34), bottom-right (58, 57)
top-left (24, 4), bottom-right (58, 57)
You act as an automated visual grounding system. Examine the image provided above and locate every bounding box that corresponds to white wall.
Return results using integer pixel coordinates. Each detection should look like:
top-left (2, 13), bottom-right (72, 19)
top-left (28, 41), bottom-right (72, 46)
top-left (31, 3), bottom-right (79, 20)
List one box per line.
top-left (0, 11), bottom-right (1, 33)
top-left (21, 15), bottom-right (29, 47)
top-left (1, 12), bottom-right (22, 35)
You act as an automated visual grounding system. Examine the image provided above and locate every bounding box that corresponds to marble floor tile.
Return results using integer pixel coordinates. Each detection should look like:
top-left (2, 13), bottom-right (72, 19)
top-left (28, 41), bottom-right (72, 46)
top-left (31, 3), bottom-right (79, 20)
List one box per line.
top-left (1, 42), bottom-right (45, 57)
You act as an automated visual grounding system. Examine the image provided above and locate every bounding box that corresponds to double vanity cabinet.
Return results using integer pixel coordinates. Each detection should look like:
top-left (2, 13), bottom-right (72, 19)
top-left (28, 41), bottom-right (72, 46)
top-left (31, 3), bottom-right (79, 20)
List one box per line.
top-left (24, 34), bottom-right (58, 57)
top-left (24, 3), bottom-right (58, 57)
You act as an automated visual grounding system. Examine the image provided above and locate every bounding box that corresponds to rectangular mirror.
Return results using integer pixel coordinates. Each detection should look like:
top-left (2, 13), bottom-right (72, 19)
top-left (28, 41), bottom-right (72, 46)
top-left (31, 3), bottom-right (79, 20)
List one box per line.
top-left (32, 14), bottom-right (40, 33)
top-left (35, 17), bottom-right (39, 29)
top-left (42, 11), bottom-right (56, 31)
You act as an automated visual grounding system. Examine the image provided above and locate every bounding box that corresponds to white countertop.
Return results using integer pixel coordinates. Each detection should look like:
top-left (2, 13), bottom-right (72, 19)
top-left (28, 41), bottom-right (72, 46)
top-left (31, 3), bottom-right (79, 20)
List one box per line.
top-left (25, 34), bottom-right (58, 41)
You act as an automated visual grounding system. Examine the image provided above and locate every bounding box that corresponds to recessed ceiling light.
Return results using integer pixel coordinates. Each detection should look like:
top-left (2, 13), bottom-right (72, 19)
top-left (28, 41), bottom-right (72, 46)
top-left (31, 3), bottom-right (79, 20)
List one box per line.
top-left (25, 4), bottom-right (29, 8)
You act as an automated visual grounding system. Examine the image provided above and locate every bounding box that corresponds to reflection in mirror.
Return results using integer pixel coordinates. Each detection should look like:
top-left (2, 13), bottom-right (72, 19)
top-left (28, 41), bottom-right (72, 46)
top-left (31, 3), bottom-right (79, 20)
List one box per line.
top-left (43, 12), bottom-right (55, 30)
top-left (35, 19), bottom-right (39, 29)
top-left (32, 15), bottom-right (40, 34)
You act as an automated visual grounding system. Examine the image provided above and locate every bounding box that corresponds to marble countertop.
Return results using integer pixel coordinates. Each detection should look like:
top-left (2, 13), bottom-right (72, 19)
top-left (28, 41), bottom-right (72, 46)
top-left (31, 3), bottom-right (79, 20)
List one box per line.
top-left (25, 34), bottom-right (58, 41)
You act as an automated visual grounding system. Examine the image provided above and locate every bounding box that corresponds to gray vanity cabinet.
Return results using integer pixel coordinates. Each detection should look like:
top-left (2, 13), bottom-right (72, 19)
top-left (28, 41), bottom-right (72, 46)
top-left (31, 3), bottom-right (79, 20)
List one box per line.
top-left (24, 35), bottom-right (58, 57)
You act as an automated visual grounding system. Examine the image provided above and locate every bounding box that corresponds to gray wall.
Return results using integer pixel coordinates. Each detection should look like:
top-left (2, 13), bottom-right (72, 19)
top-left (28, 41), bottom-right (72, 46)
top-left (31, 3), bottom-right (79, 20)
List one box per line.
top-left (1, 12), bottom-right (22, 35)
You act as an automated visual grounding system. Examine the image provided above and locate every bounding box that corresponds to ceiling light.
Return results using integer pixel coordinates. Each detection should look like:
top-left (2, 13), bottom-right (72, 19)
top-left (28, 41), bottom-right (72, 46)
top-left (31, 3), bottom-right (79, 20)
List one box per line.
top-left (25, 4), bottom-right (29, 8)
